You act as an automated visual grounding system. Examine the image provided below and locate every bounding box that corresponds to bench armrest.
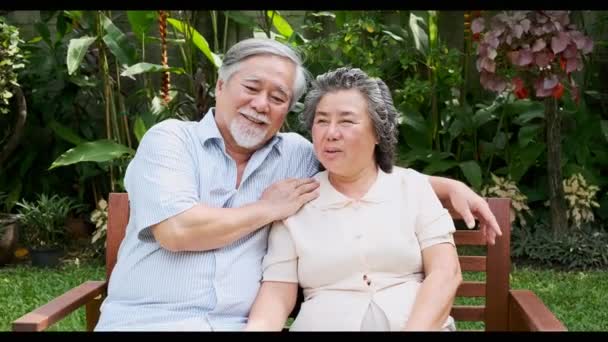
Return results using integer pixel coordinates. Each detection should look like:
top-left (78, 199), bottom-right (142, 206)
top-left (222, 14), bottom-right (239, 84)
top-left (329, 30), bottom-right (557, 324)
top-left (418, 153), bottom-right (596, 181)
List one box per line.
top-left (508, 289), bottom-right (567, 331)
top-left (12, 280), bottom-right (107, 331)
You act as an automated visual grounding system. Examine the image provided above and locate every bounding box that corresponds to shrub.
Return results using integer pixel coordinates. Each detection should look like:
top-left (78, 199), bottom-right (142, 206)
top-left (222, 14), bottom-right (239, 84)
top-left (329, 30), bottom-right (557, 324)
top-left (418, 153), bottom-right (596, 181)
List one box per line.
top-left (562, 173), bottom-right (600, 228)
top-left (512, 219), bottom-right (608, 270)
top-left (15, 194), bottom-right (86, 250)
top-left (0, 16), bottom-right (25, 114)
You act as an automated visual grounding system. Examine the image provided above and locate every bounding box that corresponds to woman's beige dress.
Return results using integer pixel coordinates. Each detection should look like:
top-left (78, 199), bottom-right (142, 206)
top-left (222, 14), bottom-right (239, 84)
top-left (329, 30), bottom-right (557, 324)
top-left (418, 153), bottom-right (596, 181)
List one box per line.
top-left (261, 166), bottom-right (457, 331)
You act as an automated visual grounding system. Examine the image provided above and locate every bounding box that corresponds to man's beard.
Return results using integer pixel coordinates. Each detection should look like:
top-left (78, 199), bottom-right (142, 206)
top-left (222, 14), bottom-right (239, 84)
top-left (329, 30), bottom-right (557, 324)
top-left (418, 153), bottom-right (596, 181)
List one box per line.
top-left (229, 114), bottom-right (270, 149)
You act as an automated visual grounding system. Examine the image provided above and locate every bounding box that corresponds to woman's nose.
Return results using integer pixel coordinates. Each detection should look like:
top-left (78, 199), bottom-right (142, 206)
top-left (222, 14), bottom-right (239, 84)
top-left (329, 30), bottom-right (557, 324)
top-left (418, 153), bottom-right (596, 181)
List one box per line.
top-left (326, 122), bottom-right (341, 140)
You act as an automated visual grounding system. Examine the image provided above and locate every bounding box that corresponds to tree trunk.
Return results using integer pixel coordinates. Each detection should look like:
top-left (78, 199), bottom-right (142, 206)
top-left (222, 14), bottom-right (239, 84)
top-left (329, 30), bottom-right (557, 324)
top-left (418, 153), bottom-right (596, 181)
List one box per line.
top-left (545, 97), bottom-right (568, 237)
top-left (0, 85), bottom-right (27, 168)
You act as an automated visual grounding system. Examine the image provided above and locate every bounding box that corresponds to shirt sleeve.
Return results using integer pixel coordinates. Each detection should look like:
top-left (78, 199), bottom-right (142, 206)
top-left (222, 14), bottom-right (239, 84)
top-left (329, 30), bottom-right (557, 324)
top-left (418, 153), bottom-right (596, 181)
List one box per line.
top-left (407, 169), bottom-right (456, 250)
top-left (262, 220), bottom-right (298, 283)
top-left (123, 119), bottom-right (199, 241)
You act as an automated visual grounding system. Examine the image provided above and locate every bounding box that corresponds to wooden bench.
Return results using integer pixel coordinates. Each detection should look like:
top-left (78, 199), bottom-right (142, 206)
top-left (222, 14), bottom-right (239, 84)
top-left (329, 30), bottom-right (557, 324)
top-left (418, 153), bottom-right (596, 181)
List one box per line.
top-left (12, 193), bottom-right (567, 331)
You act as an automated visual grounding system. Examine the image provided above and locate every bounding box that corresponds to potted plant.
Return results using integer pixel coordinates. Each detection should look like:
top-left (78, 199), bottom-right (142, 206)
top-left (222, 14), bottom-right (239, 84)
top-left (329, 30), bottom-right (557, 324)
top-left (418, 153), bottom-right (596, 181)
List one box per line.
top-left (15, 194), bottom-right (85, 267)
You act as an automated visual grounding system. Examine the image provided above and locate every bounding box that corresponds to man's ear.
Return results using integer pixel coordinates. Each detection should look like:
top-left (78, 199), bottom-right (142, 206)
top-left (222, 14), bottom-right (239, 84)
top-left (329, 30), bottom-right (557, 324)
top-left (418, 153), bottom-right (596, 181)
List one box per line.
top-left (215, 78), bottom-right (224, 97)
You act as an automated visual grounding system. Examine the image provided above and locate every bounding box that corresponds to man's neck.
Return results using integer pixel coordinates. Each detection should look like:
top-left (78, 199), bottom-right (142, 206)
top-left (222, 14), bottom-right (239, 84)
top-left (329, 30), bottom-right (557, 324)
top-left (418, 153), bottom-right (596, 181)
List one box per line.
top-left (224, 142), bottom-right (254, 165)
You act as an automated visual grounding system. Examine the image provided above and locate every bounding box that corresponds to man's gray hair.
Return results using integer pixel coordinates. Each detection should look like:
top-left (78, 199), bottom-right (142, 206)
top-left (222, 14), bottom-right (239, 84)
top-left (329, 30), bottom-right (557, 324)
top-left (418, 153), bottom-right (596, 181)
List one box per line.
top-left (218, 38), bottom-right (310, 111)
top-left (300, 67), bottom-right (399, 173)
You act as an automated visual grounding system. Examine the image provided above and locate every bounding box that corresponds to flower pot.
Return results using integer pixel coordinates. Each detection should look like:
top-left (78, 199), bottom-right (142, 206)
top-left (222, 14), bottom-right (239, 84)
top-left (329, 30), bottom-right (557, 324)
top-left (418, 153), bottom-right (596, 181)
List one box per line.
top-left (30, 247), bottom-right (63, 268)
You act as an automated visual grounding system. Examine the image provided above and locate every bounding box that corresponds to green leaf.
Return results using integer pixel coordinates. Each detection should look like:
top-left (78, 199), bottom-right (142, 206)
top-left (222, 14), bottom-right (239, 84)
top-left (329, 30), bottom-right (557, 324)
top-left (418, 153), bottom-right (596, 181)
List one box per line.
top-left (509, 143), bottom-right (545, 182)
top-left (63, 10), bottom-right (83, 21)
top-left (121, 62), bottom-right (185, 77)
top-left (423, 160), bottom-right (459, 175)
top-left (310, 11), bottom-right (335, 18)
top-left (66, 36), bottom-right (96, 75)
top-left (101, 13), bottom-right (137, 66)
top-left (49, 140), bottom-right (135, 170)
top-left (133, 116), bottom-right (148, 143)
top-left (68, 75), bottom-right (98, 88)
top-left (48, 120), bottom-right (85, 146)
top-left (513, 108), bottom-right (545, 125)
top-left (267, 11), bottom-right (294, 39)
top-left (459, 160), bottom-right (482, 190)
top-left (382, 30), bottom-right (404, 42)
top-left (448, 117), bottom-right (464, 139)
top-left (224, 11), bottom-right (257, 27)
top-left (601, 120), bottom-right (608, 143)
top-left (167, 18), bottom-right (222, 68)
top-left (472, 108), bottom-right (496, 128)
top-left (518, 124), bottom-right (542, 148)
top-left (34, 22), bottom-right (52, 47)
top-left (127, 11), bottom-right (157, 42)
top-left (401, 111), bottom-right (428, 133)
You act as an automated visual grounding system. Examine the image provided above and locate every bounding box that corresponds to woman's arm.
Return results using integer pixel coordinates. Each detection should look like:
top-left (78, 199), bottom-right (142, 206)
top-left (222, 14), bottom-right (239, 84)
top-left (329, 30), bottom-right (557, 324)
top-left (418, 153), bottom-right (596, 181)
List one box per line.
top-left (245, 281), bottom-right (298, 331)
top-left (402, 243), bottom-right (462, 331)
top-left (428, 176), bottom-right (501, 245)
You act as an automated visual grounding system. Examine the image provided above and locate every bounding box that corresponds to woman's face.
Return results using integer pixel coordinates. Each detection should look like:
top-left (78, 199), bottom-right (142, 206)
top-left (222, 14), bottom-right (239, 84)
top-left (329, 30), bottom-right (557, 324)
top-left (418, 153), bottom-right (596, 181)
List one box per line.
top-left (311, 89), bottom-right (378, 178)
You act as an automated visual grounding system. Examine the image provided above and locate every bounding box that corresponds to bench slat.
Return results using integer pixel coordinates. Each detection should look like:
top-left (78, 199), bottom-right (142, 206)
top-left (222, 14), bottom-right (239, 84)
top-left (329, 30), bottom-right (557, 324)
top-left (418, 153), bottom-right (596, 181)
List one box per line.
top-left (454, 230), bottom-right (486, 245)
top-left (451, 305), bottom-right (485, 321)
top-left (457, 281), bottom-right (486, 297)
top-left (459, 256), bottom-right (486, 272)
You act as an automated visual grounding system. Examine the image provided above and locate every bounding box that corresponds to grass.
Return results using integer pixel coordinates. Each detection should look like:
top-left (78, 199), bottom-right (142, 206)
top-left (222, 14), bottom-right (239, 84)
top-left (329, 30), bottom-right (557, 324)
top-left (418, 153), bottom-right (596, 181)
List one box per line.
top-left (1, 260), bottom-right (606, 331)
top-left (0, 259), bottom-right (105, 331)
top-left (454, 265), bottom-right (608, 331)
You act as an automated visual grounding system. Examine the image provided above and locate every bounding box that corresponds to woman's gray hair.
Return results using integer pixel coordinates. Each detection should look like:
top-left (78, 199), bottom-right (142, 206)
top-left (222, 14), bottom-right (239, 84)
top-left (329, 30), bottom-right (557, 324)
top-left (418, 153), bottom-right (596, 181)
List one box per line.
top-left (300, 67), bottom-right (399, 173)
top-left (218, 38), bottom-right (310, 111)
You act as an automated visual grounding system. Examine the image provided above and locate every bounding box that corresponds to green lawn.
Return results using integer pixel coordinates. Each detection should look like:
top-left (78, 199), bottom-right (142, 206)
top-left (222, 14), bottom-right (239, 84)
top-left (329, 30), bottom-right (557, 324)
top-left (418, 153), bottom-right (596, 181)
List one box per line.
top-left (1, 261), bottom-right (606, 331)
top-left (1, 260), bottom-right (105, 331)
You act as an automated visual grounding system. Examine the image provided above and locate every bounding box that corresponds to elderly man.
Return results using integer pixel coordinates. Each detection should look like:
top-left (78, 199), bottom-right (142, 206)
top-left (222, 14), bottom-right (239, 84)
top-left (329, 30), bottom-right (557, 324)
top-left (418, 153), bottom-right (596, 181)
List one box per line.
top-left (95, 38), bottom-right (500, 331)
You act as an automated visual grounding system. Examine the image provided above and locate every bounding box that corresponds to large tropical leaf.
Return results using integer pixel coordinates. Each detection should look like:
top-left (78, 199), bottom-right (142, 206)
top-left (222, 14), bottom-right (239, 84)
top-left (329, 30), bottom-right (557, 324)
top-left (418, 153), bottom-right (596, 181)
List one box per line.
top-left (459, 160), bottom-right (482, 190)
top-left (49, 140), bottom-right (135, 170)
top-left (127, 11), bottom-right (157, 42)
top-left (101, 13), bottom-right (137, 66)
top-left (133, 116), bottom-right (148, 143)
top-left (48, 120), bottom-right (85, 146)
top-left (518, 124), bottom-right (543, 148)
top-left (66, 36), bottom-right (96, 75)
top-left (121, 62), bottom-right (185, 78)
top-left (408, 12), bottom-right (428, 54)
top-left (508, 143), bottom-right (545, 182)
top-left (423, 160), bottom-right (459, 175)
top-left (167, 18), bottom-right (222, 68)
top-left (224, 11), bottom-right (257, 27)
top-left (266, 11), bottom-right (293, 39)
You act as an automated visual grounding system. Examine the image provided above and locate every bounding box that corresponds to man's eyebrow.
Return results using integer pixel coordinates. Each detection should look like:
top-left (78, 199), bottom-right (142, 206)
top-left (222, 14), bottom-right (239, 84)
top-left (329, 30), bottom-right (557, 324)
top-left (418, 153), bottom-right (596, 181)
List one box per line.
top-left (243, 75), bottom-right (290, 98)
top-left (243, 76), bottom-right (261, 83)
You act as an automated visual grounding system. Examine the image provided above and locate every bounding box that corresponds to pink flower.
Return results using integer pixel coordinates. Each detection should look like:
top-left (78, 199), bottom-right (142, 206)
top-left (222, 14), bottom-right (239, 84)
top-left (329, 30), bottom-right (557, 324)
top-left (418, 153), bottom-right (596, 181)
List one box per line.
top-left (472, 18), bottom-right (485, 34)
top-left (534, 51), bottom-right (554, 68)
top-left (532, 38), bottom-right (546, 52)
top-left (551, 31), bottom-right (570, 54)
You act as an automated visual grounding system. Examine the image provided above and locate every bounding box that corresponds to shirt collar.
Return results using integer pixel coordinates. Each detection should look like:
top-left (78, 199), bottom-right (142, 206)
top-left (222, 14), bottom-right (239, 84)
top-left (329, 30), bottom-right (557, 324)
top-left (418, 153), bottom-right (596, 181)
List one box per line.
top-left (197, 107), bottom-right (284, 155)
top-left (312, 167), bottom-right (393, 210)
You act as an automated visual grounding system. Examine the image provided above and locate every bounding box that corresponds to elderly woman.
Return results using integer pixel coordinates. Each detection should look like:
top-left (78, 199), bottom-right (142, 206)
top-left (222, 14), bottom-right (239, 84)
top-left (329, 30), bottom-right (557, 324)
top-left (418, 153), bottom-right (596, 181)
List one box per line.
top-left (244, 67), bottom-right (462, 331)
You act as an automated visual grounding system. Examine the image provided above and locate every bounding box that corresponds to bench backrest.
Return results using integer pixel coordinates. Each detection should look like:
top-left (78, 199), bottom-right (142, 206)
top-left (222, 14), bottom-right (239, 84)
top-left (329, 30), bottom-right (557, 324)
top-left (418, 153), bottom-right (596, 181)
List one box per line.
top-left (106, 193), bottom-right (511, 331)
